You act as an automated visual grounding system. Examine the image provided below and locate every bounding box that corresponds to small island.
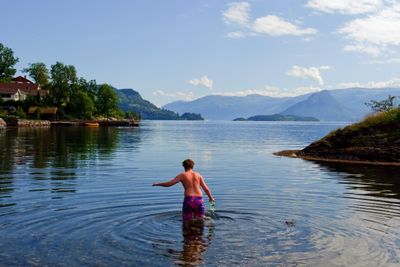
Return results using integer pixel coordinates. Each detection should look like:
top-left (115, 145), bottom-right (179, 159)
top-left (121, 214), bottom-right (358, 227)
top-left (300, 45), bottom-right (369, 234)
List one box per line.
top-left (274, 107), bottom-right (400, 166)
top-left (234, 114), bottom-right (319, 121)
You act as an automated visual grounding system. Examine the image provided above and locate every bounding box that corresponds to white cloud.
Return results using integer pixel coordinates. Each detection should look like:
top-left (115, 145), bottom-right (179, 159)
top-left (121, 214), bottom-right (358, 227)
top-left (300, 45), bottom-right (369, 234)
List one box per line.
top-left (343, 44), bottom-right (381, 57)
top-left (252, 15), bottom-right (317, 36)
top-left (223, 2), bottom-right (317, 38)
top-left (306, 0), bottom-right (383, 15)
top-left (225, 31), bottom-right (246, 39)
top-left (222, 2), bottom-right (250, 26)
top-left (367, 57), bottom-right (400, 64)
top-left (286, 65), bottom-right (330, 85)
top-left (335, 78), bottom-right (400, 89)
top-left (153, 90), bottom-right (195, 101)
top-left (214, 85), bottom-right (321, 97)
top-left (338, 4), bottom-right (400, 55)
top-left (188, 75), bottom-right (213, 89)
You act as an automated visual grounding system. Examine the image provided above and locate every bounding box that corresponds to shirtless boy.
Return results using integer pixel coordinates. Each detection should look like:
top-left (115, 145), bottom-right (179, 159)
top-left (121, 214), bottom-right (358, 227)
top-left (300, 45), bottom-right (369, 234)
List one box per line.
top-left (153, 159), bottom-right (215, 221)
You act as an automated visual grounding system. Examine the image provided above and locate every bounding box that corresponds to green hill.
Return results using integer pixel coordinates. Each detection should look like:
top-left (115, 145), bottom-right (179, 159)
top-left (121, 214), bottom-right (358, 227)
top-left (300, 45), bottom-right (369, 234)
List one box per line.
top-left (117, 88), bottom-right (203, 120)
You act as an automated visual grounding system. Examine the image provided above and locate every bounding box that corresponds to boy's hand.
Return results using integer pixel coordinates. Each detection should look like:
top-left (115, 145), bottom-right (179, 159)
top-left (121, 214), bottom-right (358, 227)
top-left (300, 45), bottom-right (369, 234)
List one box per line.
top-left (210, 197), bottom-right (215, 202)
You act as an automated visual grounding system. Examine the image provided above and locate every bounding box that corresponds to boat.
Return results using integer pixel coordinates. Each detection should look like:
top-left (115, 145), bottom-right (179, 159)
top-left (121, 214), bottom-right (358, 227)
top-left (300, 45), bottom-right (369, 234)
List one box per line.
top-left (84, 122), bottom-right (100, 127)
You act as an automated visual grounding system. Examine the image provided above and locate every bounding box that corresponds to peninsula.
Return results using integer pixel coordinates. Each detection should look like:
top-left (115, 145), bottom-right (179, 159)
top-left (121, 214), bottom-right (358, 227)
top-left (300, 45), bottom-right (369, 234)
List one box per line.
top-left (274, 108), bottom-right (400, 166)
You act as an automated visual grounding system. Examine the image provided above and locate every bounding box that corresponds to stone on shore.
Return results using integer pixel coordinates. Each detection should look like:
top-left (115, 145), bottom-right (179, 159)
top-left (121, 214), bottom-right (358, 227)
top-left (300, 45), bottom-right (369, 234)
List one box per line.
top-left (0, 118), bottom-right (6, 128)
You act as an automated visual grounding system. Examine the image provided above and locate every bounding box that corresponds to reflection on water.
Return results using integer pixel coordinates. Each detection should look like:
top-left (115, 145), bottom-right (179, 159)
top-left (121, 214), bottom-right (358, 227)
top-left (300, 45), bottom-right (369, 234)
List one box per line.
top-left (315, 161), bottom-right (400, 200)
top-left (0, 127), bottom-right (123, 205)
top-left (0, 121), bottom-right (399, 266)
top-left (165, 218), bottom-right (215, 266)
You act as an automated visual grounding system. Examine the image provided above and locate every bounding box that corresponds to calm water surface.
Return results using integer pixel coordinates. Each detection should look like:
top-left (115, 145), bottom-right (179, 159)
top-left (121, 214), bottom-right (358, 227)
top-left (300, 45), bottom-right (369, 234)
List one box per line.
top-left (1, 121), bottom-right (400, 266)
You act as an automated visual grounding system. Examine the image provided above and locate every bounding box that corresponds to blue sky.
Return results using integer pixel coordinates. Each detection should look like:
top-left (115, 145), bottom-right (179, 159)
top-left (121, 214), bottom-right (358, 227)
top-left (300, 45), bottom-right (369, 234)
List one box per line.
top-left (2, 0), bottom-right (400, 106)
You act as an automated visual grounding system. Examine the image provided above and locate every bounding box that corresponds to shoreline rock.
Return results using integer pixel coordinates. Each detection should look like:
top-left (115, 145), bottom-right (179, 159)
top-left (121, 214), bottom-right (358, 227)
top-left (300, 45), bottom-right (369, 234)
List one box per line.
top-left (1, 118), bottom-right (139, 127)
top-left (273, 150), bottom-right (400, 166)
top-left (5, 118), bottom-right (51, 127)
top-left (274, 109), bottom-right (400, 166)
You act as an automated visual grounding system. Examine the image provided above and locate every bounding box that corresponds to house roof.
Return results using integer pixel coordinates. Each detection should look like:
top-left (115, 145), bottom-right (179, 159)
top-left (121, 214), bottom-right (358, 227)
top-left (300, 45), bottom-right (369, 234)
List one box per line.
top-left (0, 82), bottom-right (41, 96)
top-left (12, 76), bottom-right (34, 84)
top-left (0, 77), bottom-right (47, 97)
top-left (28, 106), bottom-right (58, 114)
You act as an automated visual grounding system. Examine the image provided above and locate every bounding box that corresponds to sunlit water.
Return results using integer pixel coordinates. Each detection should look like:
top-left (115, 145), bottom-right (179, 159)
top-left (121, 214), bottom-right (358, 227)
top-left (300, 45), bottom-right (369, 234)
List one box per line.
top-left (1, 121), bottom-right (400, 266)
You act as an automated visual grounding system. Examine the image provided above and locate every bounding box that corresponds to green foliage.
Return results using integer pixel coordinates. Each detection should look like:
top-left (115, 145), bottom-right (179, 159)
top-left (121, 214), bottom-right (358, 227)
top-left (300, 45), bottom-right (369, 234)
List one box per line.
top-left (323, 108), bottom-right (400, 142)
top-left (49, 62), bottom-right (78, 106)
top-left (69, 91), bottom-right (95, 119)
top-left (125, 111), bottom-right (141, 120)
top-left (117, 89), bottom-right (180, 120)
top-left (365, 95), bottom-right (399, 112)
top-left (96, 84), bottom-right (119, 117)
top-left (179, 112), bottom-right (204, 120)
top-left (15, 107), bottom-right (27, 119)
top-left (0, 43), bottom-right (19, 81)
top-left (22, 62), bottom-right (49, 86)
top-left (24, 95), bottom-right (41, 108)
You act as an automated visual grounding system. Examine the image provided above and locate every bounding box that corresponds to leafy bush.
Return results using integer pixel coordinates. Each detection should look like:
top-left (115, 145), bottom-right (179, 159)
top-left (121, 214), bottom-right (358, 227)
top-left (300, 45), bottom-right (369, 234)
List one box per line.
top-left (15, 107), bottom-right (27, 119)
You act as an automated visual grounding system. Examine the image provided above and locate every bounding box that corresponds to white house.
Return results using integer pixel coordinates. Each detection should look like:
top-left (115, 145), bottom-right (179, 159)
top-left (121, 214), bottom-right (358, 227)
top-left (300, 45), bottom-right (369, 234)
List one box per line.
top-left (0, 88), bottom-right (27, 101)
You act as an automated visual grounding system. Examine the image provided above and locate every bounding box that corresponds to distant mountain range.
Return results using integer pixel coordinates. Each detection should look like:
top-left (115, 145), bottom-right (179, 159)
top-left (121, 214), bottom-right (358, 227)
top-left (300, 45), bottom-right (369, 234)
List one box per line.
top-left (116, 88), bottom-right (203, 120)
top-left (164, 88), bottom-right (400, 121)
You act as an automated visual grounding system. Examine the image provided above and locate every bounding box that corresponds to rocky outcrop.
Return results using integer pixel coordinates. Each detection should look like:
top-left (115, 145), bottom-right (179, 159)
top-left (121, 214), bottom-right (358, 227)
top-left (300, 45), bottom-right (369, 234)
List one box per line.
top-left (275, 109), bottom-right (400, 165)
top-left (297, 124), bottom-right (400, 163)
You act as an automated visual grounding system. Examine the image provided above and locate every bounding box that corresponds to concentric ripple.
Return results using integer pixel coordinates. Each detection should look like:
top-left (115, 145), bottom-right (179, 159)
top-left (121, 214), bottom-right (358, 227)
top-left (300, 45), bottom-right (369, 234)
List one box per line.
top-left (1, 123), bottom-right (400, 266)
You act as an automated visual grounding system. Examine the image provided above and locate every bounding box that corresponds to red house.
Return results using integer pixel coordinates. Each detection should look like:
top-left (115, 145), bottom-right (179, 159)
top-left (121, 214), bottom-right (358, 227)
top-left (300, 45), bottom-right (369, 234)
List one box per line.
top-left (0, 76), bottom-right (48, 101)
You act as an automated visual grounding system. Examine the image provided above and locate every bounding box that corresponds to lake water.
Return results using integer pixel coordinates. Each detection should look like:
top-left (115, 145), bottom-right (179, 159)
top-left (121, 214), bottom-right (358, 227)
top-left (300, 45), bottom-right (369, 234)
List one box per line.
top-left (1, 121), bottom-right (400, 266)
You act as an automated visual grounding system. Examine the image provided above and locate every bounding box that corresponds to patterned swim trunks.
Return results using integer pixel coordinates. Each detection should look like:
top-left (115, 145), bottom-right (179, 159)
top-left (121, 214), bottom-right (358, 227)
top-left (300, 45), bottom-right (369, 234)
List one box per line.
top-left (182, 196), bottom-right (205, 221)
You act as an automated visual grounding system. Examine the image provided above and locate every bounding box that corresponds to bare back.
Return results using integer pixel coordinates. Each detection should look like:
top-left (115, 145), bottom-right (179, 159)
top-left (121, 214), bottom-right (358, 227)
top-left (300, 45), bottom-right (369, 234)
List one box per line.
top-left (179, 170), bottom-right (204, 197)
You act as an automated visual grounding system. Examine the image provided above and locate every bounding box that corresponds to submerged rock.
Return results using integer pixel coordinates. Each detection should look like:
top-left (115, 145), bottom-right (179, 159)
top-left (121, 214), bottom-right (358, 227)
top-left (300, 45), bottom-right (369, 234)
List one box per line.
top-left (285, 220), bottom-right (295, 227)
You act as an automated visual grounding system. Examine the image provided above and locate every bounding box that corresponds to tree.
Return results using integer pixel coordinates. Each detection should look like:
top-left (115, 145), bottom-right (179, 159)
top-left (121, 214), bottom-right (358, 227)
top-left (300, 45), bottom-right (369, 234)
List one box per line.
top-left (0, 43), bottom-right (19, 82)
top-left (69, 91), bottom-right (95, 119)
top-left (49, 62), bottom-right (78, 106)
top-left (96, 84), bottom-right (119, 117)
top-left (22, 62), bottom-right (49, 86)
top-left (365, 95), bottom-right (399, 112)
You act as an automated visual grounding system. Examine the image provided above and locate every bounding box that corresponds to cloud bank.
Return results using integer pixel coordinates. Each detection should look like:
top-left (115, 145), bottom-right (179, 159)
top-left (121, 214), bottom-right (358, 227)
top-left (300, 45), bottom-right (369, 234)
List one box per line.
top-left (188, 75), bottom-right (213, 89)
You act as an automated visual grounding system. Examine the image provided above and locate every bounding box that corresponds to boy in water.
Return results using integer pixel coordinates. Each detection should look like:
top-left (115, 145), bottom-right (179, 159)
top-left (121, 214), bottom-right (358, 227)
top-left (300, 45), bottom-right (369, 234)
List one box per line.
top-left (153, 159), bottom-right (214, 221)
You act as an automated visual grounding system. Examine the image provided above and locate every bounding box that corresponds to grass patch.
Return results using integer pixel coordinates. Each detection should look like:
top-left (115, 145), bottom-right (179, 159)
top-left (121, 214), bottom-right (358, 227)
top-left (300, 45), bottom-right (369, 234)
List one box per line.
top-left (318, 108), bottom-right (400, 144)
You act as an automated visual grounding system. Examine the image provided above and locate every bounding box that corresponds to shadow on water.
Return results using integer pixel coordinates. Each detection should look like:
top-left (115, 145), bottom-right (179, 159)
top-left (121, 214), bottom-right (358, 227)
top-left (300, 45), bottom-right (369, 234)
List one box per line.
top-left (311, 160), bottom-right (400, 200)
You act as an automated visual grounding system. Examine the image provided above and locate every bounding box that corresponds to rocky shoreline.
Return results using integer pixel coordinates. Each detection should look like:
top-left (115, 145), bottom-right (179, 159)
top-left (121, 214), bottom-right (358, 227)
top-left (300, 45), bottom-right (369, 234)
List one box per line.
top-left (0, 118), bottom-right (139, 127)
top-left (274, 109), bottom-right (400, 166)
top-left (273, 150), bottom-right (400, 166)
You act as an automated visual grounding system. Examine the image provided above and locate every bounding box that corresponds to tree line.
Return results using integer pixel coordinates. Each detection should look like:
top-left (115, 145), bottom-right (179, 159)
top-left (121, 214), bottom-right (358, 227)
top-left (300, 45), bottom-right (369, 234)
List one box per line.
top-left (0, 42), bottom-right (138, 120)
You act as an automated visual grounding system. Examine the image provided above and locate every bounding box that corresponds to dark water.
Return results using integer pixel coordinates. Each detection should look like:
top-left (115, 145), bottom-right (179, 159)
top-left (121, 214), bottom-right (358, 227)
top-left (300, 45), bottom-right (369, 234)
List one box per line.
top-left (1, 121), bottom-right (400, 266)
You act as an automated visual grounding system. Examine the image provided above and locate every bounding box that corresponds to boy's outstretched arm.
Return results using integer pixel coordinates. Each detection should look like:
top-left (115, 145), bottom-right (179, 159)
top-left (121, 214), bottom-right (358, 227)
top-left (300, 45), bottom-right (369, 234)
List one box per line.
top-left (200, 177), bottom-right (214, 202)
top-left (152, 175), bottom-right (181, 187)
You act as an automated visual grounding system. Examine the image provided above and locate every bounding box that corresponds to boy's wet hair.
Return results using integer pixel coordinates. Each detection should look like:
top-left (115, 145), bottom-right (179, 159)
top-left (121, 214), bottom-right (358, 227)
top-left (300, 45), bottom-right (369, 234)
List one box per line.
top-left (182, 159), bottom-right (195, 170)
